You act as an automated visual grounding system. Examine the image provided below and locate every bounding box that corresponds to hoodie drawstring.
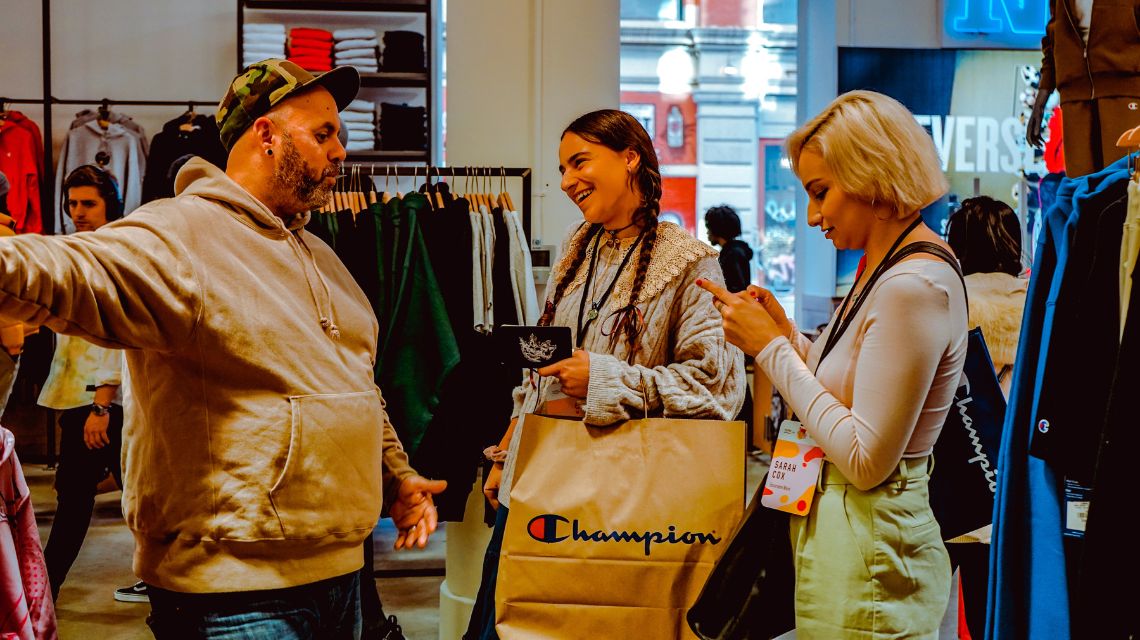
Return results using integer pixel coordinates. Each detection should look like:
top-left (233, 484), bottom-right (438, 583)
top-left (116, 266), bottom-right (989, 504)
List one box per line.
top-left (289, 231), bottom-right (341, 340)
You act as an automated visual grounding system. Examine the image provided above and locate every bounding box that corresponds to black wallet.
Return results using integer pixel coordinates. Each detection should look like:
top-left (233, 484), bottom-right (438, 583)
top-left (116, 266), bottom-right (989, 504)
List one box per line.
top-left (497, 325), bottom-right (573, 369)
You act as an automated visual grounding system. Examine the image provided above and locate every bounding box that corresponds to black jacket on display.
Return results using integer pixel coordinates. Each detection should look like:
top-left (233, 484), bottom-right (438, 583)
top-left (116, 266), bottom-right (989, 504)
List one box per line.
top-left (141, 114), bottom-right (227, 203)
top-left (1081, 244), bottom-right (1140, 637)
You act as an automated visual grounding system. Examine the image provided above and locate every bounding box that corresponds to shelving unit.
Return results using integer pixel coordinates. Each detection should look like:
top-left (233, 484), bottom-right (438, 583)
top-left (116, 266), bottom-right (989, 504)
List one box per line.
top-left (238, 0), bottom-right (435, 164)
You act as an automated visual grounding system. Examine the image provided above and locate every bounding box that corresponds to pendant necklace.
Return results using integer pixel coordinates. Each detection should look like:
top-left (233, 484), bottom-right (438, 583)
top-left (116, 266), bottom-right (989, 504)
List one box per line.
top-left (604, 221), bottom-right (637, 249)
top-left (577, 228), bottom-right (644, 346)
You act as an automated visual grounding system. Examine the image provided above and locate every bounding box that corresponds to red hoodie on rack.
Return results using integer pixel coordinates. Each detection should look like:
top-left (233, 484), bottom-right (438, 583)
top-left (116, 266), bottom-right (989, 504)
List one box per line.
top-left (0, 111), bottom-right (44, 234)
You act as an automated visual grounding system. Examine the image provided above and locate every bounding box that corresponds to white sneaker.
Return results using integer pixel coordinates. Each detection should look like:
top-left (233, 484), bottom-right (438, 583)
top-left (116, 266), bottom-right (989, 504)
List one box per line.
top-left (113, 581), bottom-right (149, 603)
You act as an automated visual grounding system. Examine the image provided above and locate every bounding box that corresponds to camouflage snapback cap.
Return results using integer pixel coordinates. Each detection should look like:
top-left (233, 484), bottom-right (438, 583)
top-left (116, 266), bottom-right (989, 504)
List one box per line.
top-left (216, 59), bottom-right (360, 151)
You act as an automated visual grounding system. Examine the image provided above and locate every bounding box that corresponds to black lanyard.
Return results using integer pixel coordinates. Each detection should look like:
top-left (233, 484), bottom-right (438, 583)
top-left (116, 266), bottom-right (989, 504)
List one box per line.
top-left (817, 216), bottom-right (924, 370)
top-left (575, 229), bottom-right (644, 348)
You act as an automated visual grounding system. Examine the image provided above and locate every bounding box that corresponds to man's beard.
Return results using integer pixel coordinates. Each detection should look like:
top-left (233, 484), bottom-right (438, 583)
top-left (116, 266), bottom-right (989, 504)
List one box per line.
top-left (272, 134), bottom-right (339, 210)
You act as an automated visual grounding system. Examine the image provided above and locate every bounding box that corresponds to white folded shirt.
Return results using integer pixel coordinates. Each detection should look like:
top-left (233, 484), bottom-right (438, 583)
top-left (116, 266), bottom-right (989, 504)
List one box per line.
top-left (244, 32), bottom-right (286, 45)
top-left (334, 38), bottom-right (379, 51)
top-left (345, 140), bottom-right (374, 151)
top-left (244, 23), bottom-right (286, 34)
top-left (345, 121), bottom-right (375, 131)
top-left (244, 44), bottom-right (286, 54)
top-left (334, 57), bottom-right (379, 66)
top-left (348, 130), bottom-right (375, 141)
top-left (334, 48), bottom-right (377, 60)
top-left (340, 111), bottom-right (374, 124)
top-left (334, 28), bottom-right (377, 40)
top-left (243, 55), bottom-right (283, 66)
top-left (347, 99), bottom-right (376, 112)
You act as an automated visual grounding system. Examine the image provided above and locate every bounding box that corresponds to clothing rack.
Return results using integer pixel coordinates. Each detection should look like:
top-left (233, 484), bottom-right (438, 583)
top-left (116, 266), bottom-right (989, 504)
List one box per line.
top-left (348, 164), bottom-right (533, 241)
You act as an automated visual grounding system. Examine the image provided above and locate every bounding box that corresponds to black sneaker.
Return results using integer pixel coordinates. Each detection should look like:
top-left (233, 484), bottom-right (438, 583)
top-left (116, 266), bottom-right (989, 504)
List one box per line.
top-left (381, 614), bottom-right (405, 640)
top-left (113, 581), bottom-right (149, 603)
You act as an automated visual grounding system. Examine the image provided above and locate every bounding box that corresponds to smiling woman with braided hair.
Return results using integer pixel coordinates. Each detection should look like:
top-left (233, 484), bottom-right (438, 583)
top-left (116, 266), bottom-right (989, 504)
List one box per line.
top-left (464, 109), bottom-right (746, 640)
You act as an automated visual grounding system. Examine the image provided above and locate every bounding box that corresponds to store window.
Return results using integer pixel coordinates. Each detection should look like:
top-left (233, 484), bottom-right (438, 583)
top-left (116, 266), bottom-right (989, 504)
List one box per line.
top-left (622, 103), bottom-right (656, 135)
top-left (620, 0), bottom-right (798, 312)
top-left (621, 0), bottom-right (683, 21)
top-left (760, 142), bottom-right (797, 292)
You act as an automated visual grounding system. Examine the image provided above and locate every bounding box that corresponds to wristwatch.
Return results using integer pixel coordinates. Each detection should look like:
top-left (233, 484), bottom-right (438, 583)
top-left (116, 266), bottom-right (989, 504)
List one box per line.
top-left (90, 402), bottom-right (112, 417)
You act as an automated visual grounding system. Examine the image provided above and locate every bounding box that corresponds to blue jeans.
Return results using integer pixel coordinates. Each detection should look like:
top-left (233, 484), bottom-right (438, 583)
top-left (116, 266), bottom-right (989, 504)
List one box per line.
top-left (146, 572), bottom-right (362, 639)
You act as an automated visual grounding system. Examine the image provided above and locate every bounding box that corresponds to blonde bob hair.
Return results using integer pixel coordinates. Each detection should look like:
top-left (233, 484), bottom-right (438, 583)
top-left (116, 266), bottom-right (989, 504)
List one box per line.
top-left (786, 90), bottom-right (948, 219)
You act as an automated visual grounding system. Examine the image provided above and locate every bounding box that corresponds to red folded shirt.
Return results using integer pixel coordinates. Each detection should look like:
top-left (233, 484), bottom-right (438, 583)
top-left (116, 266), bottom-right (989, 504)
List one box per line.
top-left (288, 44), bottom-right (333, 57)
top-left (289, 27), bottom-right (333, 41)
top-left (289, 38), bottom-right (334, 51)
top-left (288, 57), bottom-right (333, 71)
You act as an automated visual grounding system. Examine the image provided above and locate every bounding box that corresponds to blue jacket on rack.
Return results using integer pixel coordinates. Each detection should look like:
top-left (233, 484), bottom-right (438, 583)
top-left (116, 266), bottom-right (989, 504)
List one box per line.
top-left (986, 154), bottom-right (1135, 640)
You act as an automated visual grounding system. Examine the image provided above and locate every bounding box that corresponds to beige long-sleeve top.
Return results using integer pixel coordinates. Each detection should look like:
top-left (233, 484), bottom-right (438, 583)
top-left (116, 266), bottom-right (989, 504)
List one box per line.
top-left (755, 259), bottom-right (968, 491)
top-left (500, 221), bottom-right (746, 507)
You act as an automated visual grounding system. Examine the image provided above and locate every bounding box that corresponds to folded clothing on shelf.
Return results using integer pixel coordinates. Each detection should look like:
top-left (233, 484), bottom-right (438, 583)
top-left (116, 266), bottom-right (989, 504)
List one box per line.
top-left (335, 48), bottom-right (377, 59)
top-left (345, 121), bottom-right (375, 132)
top-left (287, 28), bottom-right (333, 72)
top-left (288, 58), bottom-right (333, 72)
top-left (244, 23), bottom-right (286, 34)
top-left (345, 140), bottom-right (374, 152)
top-left (290, 44), bottom-right (334, 57)
top-left (334, 57), bottom-right (379, 67)
top-left (381, 30), bottom-right (425, 73)
top-left (347, 99), bottom-right (376, 113)
top-left (244, 32), bottom-right (287, 46)
top-left (334, 38), bottom-right (379, 51)
top-left (290, 37), bottom-right (333, 51)
top-left (334, 27), bottom-right (376, 40)
top-left (244, 42), bottom-right (287, 53)
top-left (340, 110), bottom-right (375, 123)
top-left (380, 102), bottom-right (426, 150)
top-left (290, 27), bottom-right (333, 42)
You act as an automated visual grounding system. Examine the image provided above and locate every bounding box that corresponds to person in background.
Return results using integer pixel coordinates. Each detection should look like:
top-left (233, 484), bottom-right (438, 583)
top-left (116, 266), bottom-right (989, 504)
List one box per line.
top-left (36, 165), bottom-right (138, 603)
top-left (467, 108), bottom-right (745, 639)
top-left (947, 195), bottom-right (1027, 397)
top-left (705, 204), bottom-right (754, 293)
top-left (702, 90), bottom-right (967, 636)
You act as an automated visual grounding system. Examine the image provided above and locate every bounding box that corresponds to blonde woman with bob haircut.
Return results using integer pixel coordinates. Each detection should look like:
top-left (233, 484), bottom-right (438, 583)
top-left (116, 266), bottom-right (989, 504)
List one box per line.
top-left (699, 90), bottom-right (967, 637)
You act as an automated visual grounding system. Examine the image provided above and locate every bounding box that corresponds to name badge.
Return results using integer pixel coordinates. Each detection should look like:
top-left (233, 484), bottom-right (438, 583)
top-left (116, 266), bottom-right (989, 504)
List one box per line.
top-left (761, 420), bottom-right (826, 516)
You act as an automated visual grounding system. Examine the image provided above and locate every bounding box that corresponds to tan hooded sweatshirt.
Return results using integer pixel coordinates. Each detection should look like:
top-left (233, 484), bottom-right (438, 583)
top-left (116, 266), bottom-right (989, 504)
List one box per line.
top-left (0, 158), bottom-right (414, 592)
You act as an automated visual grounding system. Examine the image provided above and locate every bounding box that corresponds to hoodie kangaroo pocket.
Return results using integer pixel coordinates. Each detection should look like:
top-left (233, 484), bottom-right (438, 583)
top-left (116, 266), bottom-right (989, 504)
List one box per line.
top-left (269, 390), bottom-right (384, 539)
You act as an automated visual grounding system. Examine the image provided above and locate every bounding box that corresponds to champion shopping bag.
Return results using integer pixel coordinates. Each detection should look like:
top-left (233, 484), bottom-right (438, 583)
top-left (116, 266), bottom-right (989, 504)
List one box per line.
top-left (496, 413), bottom-right (746, 640)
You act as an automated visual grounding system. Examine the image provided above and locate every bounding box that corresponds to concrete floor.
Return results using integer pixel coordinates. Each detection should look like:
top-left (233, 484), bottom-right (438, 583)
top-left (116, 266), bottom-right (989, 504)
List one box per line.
top-left (26, 465), bottom-right (448, 640)
top-left (27, 453), bottom-right (770, 639)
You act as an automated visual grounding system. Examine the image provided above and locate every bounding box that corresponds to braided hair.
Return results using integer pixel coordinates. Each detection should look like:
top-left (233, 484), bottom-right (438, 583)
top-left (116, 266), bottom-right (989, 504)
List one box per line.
top-left (540, 109), bottom-right (663, 362)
